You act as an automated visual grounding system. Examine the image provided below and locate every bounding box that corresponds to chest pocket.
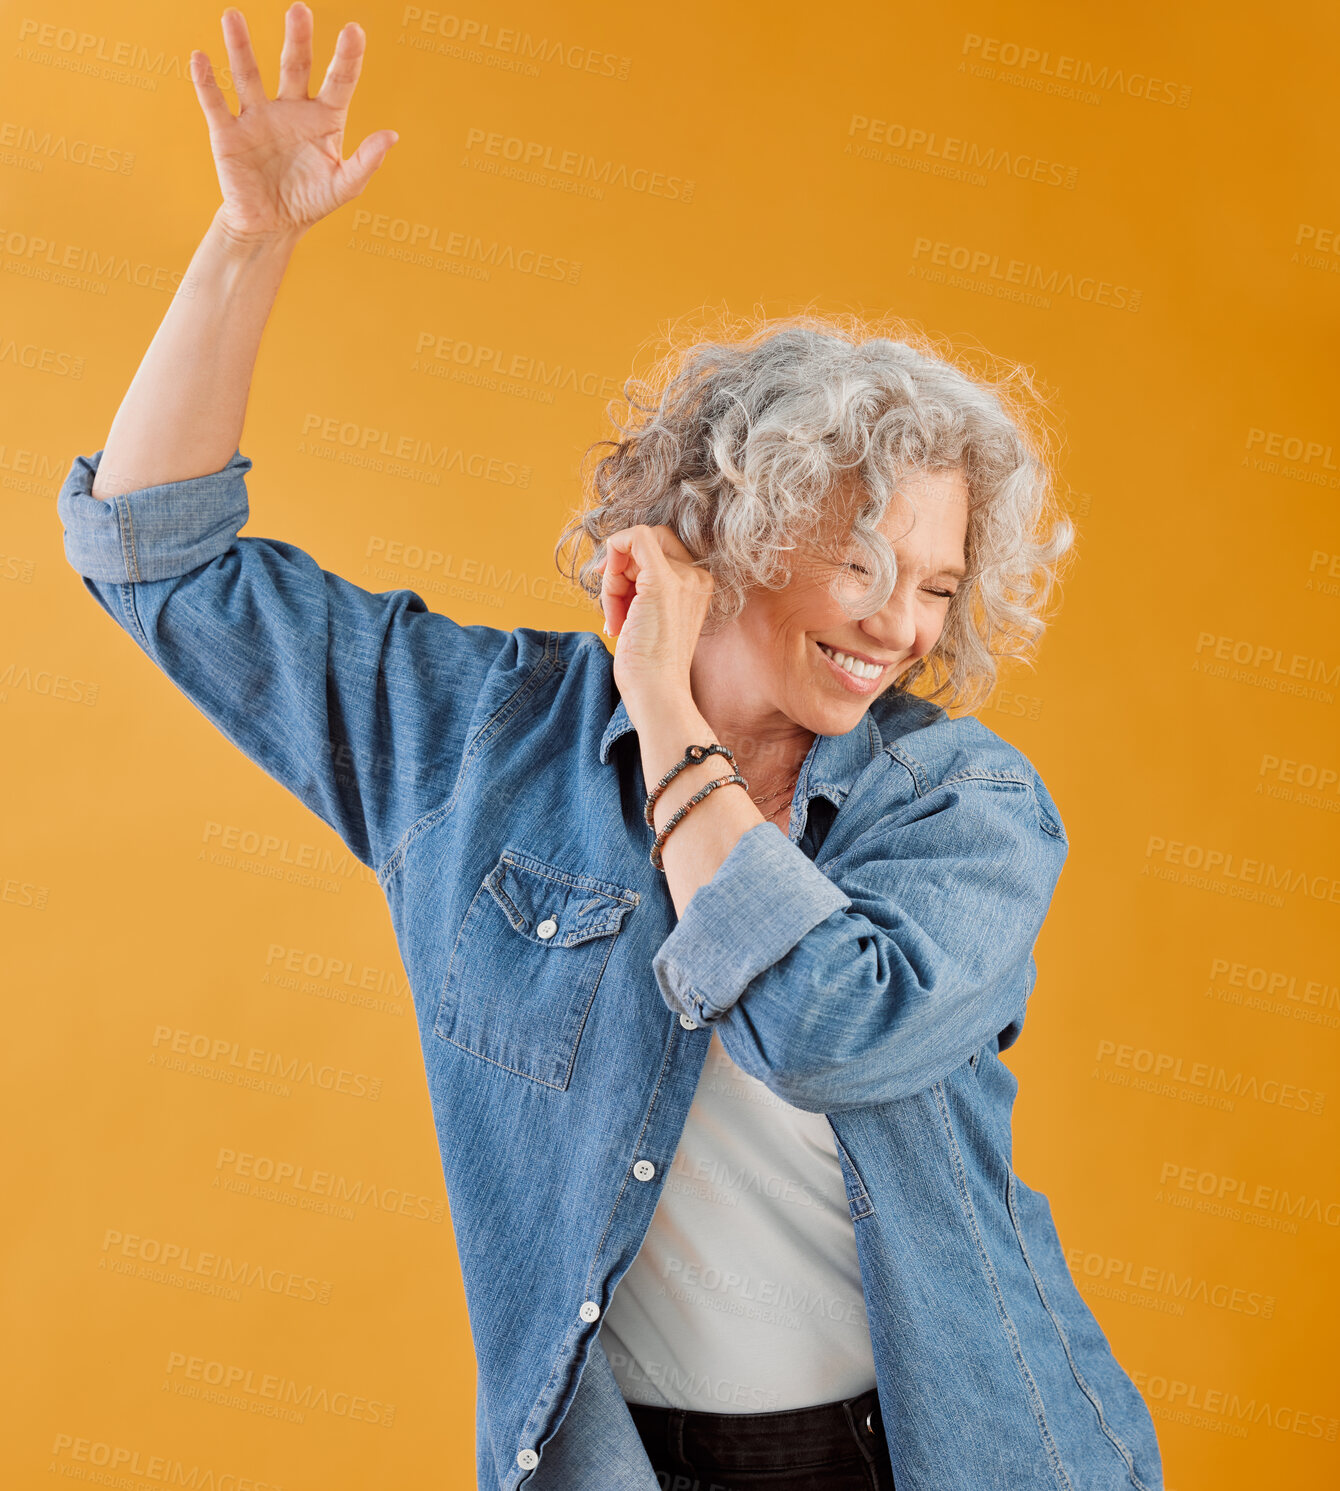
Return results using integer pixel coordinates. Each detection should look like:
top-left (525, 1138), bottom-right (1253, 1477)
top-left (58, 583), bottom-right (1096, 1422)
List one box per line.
top-left (432, 847), bottom-right (639, 1090)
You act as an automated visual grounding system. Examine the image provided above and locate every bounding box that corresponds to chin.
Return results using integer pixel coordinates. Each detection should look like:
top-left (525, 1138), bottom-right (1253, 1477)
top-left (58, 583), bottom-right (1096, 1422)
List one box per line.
top-left (792, 693), bottom-right (868, 736)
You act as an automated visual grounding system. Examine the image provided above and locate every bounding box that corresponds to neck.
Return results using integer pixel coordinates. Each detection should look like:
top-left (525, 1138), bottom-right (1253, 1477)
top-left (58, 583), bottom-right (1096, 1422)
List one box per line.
top-left (688, 637), bottom-right (816, 794)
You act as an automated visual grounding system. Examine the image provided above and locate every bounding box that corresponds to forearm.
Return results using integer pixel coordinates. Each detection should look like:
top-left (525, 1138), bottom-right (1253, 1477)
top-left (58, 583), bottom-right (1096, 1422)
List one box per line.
top-left (91, 208), bottom-right (303, 501)
top-left (638, 692), bottom-right (767, 918)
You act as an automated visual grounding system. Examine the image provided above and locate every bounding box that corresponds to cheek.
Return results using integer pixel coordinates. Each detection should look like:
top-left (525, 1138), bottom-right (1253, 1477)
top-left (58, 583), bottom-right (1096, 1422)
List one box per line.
top-left (918, 612), bottom-right (951, 656)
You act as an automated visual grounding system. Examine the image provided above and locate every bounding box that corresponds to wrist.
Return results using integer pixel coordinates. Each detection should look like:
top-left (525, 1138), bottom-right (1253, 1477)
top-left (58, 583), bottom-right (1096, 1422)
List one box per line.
top-left (628, 686), bottom-right (705, 735)
top-left (209, 207), bottom-right (305, 262)
top-left (630, 693), bottom-right (711, 772)
top-left (631, 701), bottom-right (743, 833)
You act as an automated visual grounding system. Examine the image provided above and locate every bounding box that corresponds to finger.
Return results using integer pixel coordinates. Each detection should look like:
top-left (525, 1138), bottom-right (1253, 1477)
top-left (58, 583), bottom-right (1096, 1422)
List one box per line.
top-left (316, 20), bottom-right (366, 114)
top-left (600, 533), bottom-right (652, 637)
top-left (600, 533), bottom-right (641, 594)
top-left (276, 1), bottom-right (313, 100)
top-left (601, 581), bottom-right (632, 637)
top-left (600, 548), bottom-right (635, 591)
top-left (648, 522), bottom-right (696, 564)
top-left (612, 526), bottom-right (679, 585)
top-left (189, 49), bottom-right (235, 132)
top-left (599, 540), bottom-right (630, 635)
top-left (335, 129), bottom-right (399, 201)
top-left (221, 7), bottom-right (268, 112)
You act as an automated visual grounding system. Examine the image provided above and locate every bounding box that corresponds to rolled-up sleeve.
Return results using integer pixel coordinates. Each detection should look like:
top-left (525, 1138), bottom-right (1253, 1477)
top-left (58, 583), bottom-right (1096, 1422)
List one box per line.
top-left (652, 774), bottom-right (1068, 1112)
top-left (57, 449), bottom-right (254, 582)
top-left (653, 823), bottom-right (851, 1021)
top-left (56, 448), bottom-right (544, 876)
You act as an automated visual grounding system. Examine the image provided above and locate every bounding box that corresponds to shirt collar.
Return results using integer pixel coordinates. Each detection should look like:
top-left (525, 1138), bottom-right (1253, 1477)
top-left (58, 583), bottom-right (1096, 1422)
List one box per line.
top-left (598, 691), bottom-right (887, 809)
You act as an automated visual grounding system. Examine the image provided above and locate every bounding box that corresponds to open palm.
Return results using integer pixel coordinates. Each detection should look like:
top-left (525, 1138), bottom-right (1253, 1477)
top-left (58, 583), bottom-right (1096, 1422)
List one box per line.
top-left (191, 3), bottom-right (397, 242)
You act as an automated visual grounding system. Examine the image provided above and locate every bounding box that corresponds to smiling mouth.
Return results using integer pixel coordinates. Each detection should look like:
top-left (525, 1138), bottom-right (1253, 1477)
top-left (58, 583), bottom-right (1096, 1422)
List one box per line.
top-left (815, 641), bottom-right (891, 681)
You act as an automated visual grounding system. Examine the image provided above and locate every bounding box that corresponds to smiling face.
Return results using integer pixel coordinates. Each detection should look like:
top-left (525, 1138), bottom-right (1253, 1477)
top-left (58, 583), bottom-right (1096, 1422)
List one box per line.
top-left (690, 467), bottom-right (970, 744)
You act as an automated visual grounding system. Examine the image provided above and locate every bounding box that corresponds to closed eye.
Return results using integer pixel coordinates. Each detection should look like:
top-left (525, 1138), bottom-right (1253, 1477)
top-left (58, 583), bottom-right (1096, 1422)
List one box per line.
top-left (845, 563), bottom-right (956, 598)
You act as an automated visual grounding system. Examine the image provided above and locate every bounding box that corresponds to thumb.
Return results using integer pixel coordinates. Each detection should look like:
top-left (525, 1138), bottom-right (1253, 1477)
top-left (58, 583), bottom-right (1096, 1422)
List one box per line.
top-left (337, 129), bottom-right (399, 202)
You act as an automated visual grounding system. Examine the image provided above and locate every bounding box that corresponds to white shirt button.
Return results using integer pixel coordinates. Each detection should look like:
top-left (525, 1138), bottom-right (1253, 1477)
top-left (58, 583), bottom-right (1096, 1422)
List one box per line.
top-left (579, 1300), bottom-right (601, 1322)
top-left (516, 1448), bottom-right (539, 1469)
top-left (536, 917), bottom-right (558, 940)
top-left (633, 1159), bottom-right (655, 1182)
top-left (678, 1012), bottom-right (698, 1029)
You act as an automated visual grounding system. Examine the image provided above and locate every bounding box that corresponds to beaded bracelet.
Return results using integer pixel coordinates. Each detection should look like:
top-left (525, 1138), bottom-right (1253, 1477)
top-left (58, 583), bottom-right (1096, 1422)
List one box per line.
top-left (649, 773), bottom-right (750, 871)
top-left (643, 742), bottom-right (737, 829)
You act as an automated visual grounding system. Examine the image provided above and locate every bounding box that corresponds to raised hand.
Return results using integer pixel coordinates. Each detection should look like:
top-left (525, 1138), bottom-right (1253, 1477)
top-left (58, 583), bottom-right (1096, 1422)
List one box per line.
top-left (596, 524), bottom-right (716, 722)
top-left (190, 3), bottom-right (397, 244)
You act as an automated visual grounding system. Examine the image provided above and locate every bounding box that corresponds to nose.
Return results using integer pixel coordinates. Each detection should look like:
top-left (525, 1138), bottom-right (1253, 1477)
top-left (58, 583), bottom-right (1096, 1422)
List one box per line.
top-left (857, 587), bottom-right (919, 659)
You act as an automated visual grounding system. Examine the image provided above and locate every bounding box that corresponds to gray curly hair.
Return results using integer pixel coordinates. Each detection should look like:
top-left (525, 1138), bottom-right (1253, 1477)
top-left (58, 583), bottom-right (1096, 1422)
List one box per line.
top-left (553, 307), bottom-right (1075, 714)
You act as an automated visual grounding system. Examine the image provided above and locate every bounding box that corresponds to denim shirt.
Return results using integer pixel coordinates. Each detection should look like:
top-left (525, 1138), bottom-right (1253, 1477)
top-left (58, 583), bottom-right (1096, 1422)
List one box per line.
top-left (57, 449), bottom-right (1164, 1491)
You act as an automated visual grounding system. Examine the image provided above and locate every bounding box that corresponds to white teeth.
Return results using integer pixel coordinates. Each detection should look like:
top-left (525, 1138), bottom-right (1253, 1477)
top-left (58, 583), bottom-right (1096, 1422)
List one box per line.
top-left (819, 643), bottom-right (882, 680)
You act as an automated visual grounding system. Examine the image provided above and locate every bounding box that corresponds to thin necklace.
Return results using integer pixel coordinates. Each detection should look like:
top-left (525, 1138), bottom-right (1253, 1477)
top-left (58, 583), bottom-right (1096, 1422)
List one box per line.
top-left (748, 769), bottom-right (800, 814)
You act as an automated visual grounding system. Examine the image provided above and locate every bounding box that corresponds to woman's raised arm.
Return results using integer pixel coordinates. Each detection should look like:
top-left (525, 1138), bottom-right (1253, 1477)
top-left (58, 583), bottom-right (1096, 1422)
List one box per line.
top-left (92, 3), bottom-right (396, 500)
top-left (59, 3), bottom-right (548, 879)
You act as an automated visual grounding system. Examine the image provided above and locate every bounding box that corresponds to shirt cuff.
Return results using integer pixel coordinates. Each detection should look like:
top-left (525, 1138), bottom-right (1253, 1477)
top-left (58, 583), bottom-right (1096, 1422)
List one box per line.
top-left (56, 448), bottom-right (252, 583)
top-left (652, 821), bottom-right (851, 1024)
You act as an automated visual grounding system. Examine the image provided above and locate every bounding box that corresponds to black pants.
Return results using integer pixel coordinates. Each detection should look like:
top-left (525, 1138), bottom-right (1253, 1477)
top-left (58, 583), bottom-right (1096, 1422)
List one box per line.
top-left (626, 1385), bottom-right (895, 1490)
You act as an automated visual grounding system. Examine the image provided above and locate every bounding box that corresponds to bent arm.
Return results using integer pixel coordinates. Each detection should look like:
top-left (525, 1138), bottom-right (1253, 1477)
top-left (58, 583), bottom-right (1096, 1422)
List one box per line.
top-left (59, 448), bottom-right (539, 875)
top-left (651, 770), bottom-right (1069, 1112)
top-left (92, 209), bottom-right (303, 501)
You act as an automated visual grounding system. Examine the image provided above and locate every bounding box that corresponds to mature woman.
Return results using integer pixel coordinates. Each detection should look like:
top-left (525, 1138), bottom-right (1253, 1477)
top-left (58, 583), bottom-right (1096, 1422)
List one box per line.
top-left (57, 9), bottom-right (1164, 1491)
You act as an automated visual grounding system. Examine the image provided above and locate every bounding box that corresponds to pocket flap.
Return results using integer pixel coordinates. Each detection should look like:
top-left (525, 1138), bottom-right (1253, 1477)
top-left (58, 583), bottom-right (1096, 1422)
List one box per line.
top-left (483, 849), bottom-right (639, 947)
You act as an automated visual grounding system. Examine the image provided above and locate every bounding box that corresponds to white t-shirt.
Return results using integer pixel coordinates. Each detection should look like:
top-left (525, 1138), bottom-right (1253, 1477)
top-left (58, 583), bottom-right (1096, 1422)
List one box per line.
top-left (600, 1027), bottom-right (879, 1414)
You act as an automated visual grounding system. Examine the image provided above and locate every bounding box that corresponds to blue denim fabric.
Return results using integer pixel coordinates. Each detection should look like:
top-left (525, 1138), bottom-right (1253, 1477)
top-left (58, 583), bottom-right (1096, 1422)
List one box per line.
top-left (58, 449), bottom-right (1165, 1491)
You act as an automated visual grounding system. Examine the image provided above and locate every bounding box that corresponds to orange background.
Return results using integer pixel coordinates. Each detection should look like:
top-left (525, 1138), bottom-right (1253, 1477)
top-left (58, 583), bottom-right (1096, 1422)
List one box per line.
top-left (3, 2), bottom-right (1338, 1488)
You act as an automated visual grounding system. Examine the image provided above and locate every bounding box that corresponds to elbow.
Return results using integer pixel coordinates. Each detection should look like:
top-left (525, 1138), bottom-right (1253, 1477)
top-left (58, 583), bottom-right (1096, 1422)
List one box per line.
top-left (753, 1037), bottom-right (927, 1114)
top-left (718, 959), bottom-right (932, 1114)
top-left (717, 954), bottom-right (1009, 1115)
